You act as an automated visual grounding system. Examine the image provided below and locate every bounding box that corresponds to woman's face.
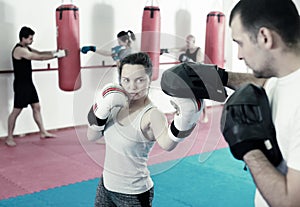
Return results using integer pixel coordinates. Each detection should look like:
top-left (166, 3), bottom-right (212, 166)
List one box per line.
top-left (120, 64), bottom-right (151, 101)
top-left (118, 38), bottom-right (128, 46)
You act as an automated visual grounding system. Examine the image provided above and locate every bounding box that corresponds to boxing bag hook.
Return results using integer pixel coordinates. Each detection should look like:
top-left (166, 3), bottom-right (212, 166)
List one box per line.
top-left (145, 0), bottom-right (159, 18)
top-left (61, 0), bottom-right (73, 4)
top-left (145, 0), bottom-right (159, 7)
top-left (58, 4), bottom-right (78, 20)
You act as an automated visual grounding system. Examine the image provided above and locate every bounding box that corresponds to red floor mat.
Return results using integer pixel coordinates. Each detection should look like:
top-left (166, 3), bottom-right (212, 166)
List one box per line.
top-left (0, 127), bottom-right (101, 199)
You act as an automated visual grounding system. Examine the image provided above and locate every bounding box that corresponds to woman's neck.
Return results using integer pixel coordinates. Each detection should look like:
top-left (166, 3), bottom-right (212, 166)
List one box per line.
top-left (128, 97), bottom-right (150, 111)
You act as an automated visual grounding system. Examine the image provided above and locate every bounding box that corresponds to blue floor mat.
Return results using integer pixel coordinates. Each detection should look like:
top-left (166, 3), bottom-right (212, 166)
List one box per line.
top-left (151, 148), bottom-right (255, 207)
top-left (0, 148), bottom-right (255, 207)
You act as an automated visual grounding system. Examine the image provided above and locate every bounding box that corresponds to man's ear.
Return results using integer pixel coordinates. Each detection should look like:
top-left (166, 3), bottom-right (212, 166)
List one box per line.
top-left (257, 27), bottom-right (273, 49)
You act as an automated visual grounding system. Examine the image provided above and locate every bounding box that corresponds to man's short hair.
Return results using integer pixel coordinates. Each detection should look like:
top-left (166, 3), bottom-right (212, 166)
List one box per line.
top-left (19, 26), bottom-right (35, 41)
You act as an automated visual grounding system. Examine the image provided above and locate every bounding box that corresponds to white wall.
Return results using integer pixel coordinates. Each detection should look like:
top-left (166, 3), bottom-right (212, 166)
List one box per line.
top-left (1, 0), bottom-right (299, 137)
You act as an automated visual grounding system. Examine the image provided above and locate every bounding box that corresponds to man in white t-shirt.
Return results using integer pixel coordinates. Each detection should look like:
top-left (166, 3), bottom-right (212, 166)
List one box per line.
top-left (222, 0), bottom-right (300, 206)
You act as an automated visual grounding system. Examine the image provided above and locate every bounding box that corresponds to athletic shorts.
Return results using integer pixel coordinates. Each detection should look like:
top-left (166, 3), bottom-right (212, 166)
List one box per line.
top-left (13, 82), bottom-right (39, 108)
top-left (95, 179), bottom-right (154, 207)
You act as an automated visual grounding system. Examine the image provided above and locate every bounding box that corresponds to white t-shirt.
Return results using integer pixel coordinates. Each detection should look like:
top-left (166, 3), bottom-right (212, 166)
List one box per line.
top-left (255, 68), bottom-right (300, 206)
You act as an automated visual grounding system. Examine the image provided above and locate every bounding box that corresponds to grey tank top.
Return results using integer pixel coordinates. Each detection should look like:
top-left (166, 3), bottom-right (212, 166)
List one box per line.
top-left (103, 104), bottom-right (155, 194)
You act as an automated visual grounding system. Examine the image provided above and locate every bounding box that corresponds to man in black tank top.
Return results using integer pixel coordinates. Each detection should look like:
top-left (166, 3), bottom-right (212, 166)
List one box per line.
top-left (174, 34), bottom-right (204, 63)
top-left (6, 26), bottom-right (67, 147)
top-left (160, 34), bottom-right (204, 63)
top-left (184, 34), bottom-right (203, 62)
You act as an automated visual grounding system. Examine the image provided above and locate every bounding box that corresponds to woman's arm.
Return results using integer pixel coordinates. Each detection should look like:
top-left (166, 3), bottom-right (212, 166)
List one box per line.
top-left (142, 108), bottom-right (179, 151)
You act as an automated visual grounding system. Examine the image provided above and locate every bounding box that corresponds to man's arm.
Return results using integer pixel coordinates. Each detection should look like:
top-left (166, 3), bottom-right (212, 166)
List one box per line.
top-left (16, 47), bottom-right (53, 60)
top-left (196, 48), bottom-right (204, 63)
top-left (244, 150), bottom-right (300, 207)
top-left (29, 47), bottom-right (51, 55)
top-left (15, 47), bottom-right (65, 61)
top-left (169, 47), bottom-right (186, 53)
top-left (160, 46), bottom-right (186, 55)
top-left (226, 71), bottom-right (267, 90)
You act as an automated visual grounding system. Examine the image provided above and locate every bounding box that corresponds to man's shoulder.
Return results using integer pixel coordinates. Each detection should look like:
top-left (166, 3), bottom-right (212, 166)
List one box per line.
top-left (264, 77), bottom-right (277, 89)
top-left (13, 45), bottom-right (32, 59)
top-left (13, 44), bottom-right (28, 52)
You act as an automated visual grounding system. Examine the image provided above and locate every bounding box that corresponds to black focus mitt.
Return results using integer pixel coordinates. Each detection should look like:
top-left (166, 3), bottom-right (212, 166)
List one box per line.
top-left (220, 84), bottom-right (283, 167)
top-left (160, 62), bottom-right (227, 102)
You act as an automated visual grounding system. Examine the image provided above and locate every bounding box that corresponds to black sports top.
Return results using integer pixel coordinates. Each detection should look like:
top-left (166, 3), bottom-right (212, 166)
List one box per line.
top-left (185, 47), bottom-right (200, 62)
top-left (12, 44), bottom-right (33, 84)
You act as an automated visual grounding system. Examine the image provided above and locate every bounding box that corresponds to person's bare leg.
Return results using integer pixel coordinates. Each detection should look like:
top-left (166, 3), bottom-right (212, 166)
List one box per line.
top-left (201, 102), bottom-right (209, 123)
top-left (31, 103), bottom-right (56, 138)
top-left (6, 108), bottom-right (22, 146)
top-left (96, 139), bottom-right (106, 144)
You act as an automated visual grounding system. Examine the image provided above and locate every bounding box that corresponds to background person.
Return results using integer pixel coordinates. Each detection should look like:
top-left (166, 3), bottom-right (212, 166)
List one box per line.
top-left (6, 26), bottom-right (67, 147)
top-left (178, 34), bottom-right (204, 63)
top-left (161, 34), bottom-right (204, 63)
top-left (81, 30), bottom-right (136, 65)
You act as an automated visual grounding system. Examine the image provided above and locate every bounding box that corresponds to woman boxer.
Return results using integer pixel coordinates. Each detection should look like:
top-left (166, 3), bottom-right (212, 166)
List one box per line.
top-left (87, 52), bottom-right (203, 207)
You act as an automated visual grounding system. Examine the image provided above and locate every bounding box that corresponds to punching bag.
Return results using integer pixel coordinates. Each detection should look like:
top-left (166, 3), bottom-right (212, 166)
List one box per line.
top-left (56, 4), bottom-right (81, 91)
top-left (204, 11), bottom-right (225, 68)
top-left (141, 5), bottom-right (161, 81)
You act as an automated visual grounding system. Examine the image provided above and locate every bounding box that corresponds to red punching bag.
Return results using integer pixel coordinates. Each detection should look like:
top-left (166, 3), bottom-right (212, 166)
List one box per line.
top-left (141, 4), bottom-right (161, 81)
top-left (204, 11), bottom-right (225, 68)
top-left (56, 4), bottom-right (81, 91)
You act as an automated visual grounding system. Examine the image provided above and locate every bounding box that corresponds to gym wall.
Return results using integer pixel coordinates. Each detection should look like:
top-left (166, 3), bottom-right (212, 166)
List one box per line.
top-left (0, 0), bottom-right (299, 137)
